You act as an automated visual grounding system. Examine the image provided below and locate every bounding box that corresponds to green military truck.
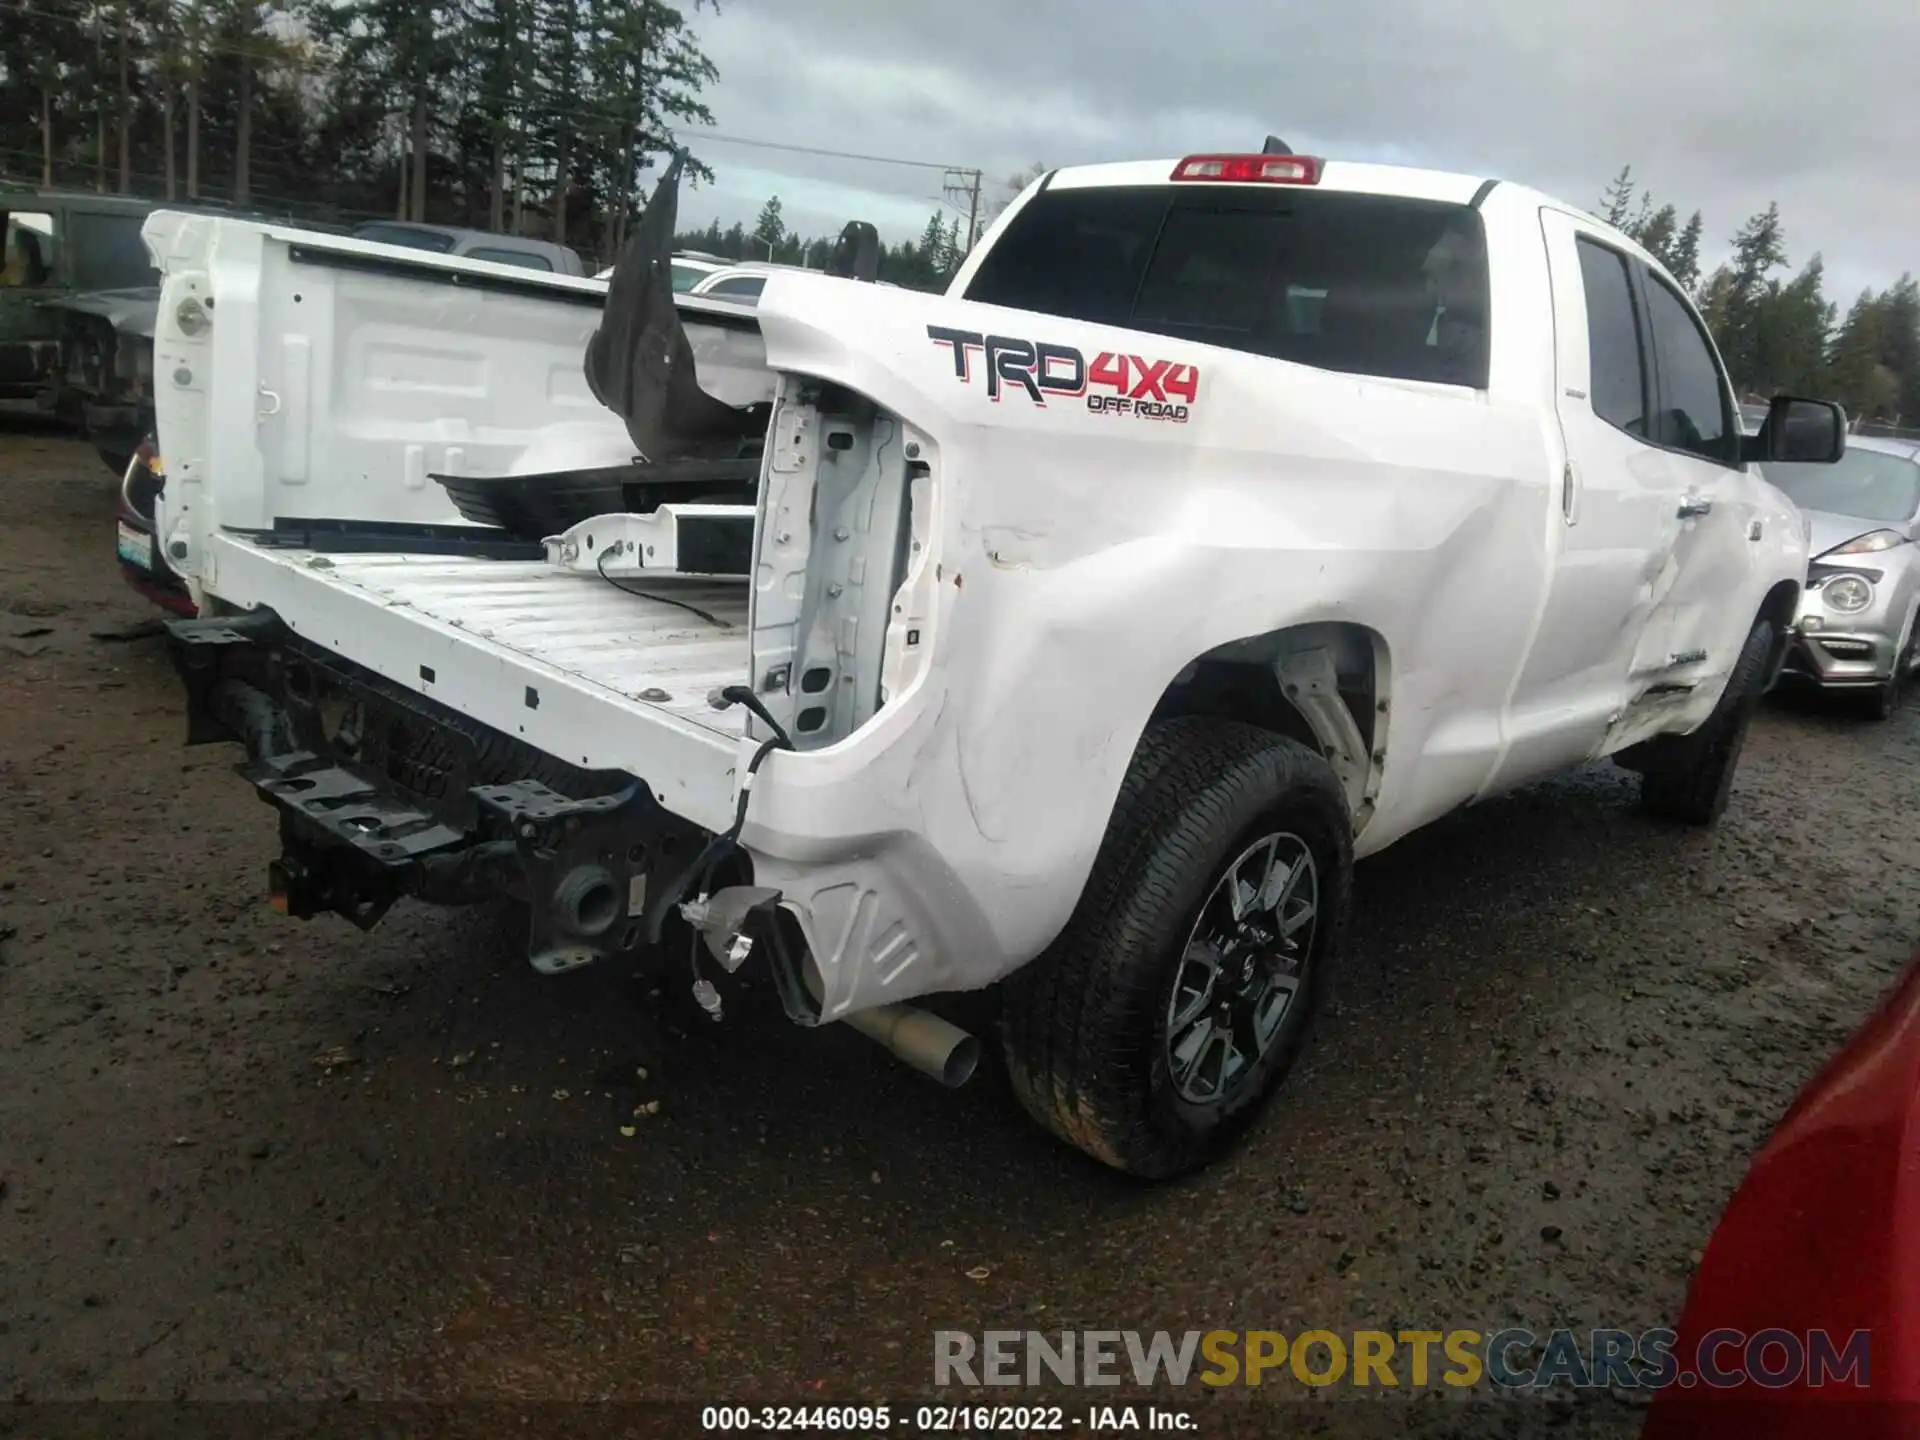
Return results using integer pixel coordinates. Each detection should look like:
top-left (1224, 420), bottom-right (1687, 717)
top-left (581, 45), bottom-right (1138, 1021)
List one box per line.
top-left (1, 188), bottom-right (161, 421)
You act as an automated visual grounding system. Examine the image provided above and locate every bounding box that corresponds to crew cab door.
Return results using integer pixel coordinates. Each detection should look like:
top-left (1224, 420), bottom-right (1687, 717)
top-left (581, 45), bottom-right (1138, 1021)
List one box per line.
top-left (1497, 210), bottom-right (1689, 778)
top-left (1624, 260), bottom-right (1762, 700)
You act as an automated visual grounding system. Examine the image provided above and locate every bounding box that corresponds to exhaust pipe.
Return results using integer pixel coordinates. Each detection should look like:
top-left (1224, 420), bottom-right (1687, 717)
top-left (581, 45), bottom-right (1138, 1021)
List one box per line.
top-left (840, 1002), bottom-right (980, 1088)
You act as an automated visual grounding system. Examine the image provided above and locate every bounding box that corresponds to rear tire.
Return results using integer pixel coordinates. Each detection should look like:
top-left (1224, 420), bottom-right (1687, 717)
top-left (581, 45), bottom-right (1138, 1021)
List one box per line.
top-left (1000, 718), bottom-right (1353, 1179)
top-left (1638, 619), bottom-right (1774, 826)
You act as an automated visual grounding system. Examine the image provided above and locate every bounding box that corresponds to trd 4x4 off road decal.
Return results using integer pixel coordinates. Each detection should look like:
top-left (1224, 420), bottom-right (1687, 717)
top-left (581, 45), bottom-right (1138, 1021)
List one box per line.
top-left (927, 325), bottom-right (1197, 422)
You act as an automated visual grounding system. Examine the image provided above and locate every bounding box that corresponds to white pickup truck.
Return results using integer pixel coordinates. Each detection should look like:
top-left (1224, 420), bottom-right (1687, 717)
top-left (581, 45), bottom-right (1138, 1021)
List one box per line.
top-left (146, 148), bottom-right (1845, 1178)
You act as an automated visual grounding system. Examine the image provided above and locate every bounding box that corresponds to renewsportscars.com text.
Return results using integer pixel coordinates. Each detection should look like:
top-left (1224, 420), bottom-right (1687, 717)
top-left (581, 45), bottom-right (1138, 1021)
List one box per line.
top-left (933, 1328), bottom-right (1872, 1391)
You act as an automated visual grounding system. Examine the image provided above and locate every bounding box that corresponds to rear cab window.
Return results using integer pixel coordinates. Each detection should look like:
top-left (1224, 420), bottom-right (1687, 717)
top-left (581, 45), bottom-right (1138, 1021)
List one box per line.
top-left (465, 246), bottom-right (552, 272)
top-left (962, 184), bottom-right (1491, 388)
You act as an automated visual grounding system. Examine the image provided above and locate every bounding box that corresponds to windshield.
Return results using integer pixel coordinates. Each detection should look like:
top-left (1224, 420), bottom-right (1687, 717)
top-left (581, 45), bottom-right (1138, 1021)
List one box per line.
top-left (1764, 447), bottom-right (1920, 523)
top-left (670, 261), bottom-right (711, 292)
top-left (963, 184), bottom-right (1491, 388)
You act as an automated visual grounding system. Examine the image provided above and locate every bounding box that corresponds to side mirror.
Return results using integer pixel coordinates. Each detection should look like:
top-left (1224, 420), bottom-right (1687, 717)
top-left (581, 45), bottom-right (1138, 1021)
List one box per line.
top-left (828, 221), bottom-right (880, 283)
top-left (1744, 395), bottom-right (1848, 465)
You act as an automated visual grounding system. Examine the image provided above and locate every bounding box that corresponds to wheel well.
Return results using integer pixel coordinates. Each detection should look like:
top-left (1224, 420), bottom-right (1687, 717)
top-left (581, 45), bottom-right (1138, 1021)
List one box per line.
top-left (1758, 578), bottom-right (1801, 675)
top-left (1148, 622), bottom-right (1387, 827)
top-left (1759, 578), bottom-right (1800, 635)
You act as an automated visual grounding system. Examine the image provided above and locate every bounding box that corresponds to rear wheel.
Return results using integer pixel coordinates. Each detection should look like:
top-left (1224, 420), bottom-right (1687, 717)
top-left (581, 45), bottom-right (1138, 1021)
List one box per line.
top-left (1000, 718), bottom-right (1353, 1179)
top-left (1638, 619), bottom-right (1774, 826)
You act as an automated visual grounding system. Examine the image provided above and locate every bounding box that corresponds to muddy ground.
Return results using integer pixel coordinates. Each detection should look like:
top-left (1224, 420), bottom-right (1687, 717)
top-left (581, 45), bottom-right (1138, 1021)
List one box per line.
top-left (2, 421), bottom-right (1916, 1439)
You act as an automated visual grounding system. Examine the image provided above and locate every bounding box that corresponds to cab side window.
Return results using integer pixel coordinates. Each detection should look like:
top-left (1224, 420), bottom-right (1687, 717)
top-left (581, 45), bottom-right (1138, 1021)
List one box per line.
top-left (1574, 238), bottom-right (1649, 439)
top-left (2, 211), bottom-right (56, 287)
top-left (1640, 272), bottom-right (1736, 465)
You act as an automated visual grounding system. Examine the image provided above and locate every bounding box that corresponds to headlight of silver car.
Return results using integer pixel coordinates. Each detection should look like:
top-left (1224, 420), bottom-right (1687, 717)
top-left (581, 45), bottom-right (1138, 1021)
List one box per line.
top-left (1822, 575), bottom-right (1874, 614)
top-left (1822, 529), bottom-right (1904, 556)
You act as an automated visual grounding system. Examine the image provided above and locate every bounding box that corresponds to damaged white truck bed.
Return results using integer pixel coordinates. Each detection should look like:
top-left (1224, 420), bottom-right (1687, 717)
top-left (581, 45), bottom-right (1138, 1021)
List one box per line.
top-left (148, 150), bottom-right (1842, 1178)
top-left (202, 544), bottom-right (752, 827)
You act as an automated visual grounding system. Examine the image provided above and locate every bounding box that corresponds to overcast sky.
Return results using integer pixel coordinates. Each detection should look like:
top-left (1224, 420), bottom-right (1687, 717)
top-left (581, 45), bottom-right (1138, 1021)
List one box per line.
top-left (669, 0), bottom-right (1918, 303)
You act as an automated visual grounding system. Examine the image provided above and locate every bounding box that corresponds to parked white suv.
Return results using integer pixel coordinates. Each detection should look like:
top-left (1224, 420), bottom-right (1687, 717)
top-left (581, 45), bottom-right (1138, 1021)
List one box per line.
top-left (146, 149), bottom-right (1844, 1177)
top-left (687, 262), bottom-right (815, 304)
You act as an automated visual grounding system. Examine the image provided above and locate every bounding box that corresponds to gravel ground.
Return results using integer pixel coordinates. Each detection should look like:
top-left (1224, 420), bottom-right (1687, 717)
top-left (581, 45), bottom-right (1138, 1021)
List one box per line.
top-left (3, 422), bottom-right (1917, 1439)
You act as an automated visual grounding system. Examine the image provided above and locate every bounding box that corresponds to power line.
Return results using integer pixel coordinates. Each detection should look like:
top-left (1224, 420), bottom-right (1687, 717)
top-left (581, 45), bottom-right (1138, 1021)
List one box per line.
top-left (3, 0), bottom-right (996, 223)
top-left (676, 128), bottom-right (978, 179)
top-left (5, 2), bottom-right (986, 186)
top-left (0, 0), bottom-right (321, 67)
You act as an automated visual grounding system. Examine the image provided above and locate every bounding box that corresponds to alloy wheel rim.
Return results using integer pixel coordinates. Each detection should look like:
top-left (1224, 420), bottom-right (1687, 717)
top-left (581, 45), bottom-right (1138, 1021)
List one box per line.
top-left (1164, 831), bottom-right (1319, 1105)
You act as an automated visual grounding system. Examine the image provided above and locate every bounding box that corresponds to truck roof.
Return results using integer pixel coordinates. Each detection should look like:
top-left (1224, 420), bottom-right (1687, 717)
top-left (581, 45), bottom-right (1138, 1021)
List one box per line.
top-left (0, 187), bottom-right (160, 213)
top-left (1028, 153), bottom-right (1652, 272)
top-left (1046, 156), bottom-right (1494, 207)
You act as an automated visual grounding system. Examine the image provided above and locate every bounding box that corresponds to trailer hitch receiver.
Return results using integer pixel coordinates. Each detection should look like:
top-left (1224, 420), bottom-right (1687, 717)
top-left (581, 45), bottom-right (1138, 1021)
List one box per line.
top-left (473, 779), bottom-right (705, 975)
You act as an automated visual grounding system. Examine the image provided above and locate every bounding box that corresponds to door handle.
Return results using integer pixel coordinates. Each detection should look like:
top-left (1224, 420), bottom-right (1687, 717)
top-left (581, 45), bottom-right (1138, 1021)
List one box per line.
top-left (1562, 461), bottom-right (1581, 524)
top-left (1677, 495), bottom-right (1712, 519)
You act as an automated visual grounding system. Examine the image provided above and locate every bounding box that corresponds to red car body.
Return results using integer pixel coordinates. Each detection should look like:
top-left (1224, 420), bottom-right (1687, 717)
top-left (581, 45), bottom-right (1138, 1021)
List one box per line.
top-left (1642, 955), bottom-right (1920, 1437)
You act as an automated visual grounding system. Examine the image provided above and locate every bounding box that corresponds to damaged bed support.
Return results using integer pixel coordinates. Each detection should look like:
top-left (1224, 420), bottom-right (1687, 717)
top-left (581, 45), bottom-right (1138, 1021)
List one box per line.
top-left (544, 505), bottom-right (755, 580)
top-left (161, 611), bottom-right (979, 1086)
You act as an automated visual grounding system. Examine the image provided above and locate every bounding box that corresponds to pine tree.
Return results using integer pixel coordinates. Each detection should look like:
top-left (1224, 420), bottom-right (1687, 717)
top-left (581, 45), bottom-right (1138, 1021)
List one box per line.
top-left (1632, 203), bottom-right (1678, 269)
top-left (1729, 203), bottom-right (1787, 294)
top-left (1600, 165), bottom-right (1636, 228)
top-left (1880, 277), bottom-right (1920, 423)
top-left (462, 0), bottom-right (527, 231)
top-left (1750, 256), bottom-right (1833, 396)
top-left (751, 195), bottom-right (785, 256)
top-left (1669, 212), bottom-right (1704, 295)
top-left (916, 210), bottom-right (948, 281)
top-left (1702, 204), bottom-right (1790, 393)
top-left (0, 1), bottom-right (84, 185)
top-left (311, 0), bottom-right (458, 221)
top-left (576, 0), bottom-right (719, 252)
top-left (1827, 291), bottom-right (1897, 421)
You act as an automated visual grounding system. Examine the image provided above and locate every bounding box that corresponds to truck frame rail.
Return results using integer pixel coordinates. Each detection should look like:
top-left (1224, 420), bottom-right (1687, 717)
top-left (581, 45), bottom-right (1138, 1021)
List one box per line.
top-left (166, 607), bottom-right (730, 975)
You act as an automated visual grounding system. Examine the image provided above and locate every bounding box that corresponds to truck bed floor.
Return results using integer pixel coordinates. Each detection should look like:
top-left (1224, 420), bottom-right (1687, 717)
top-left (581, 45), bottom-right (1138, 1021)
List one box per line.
top-left (205, 535), bottom-right (755, 832)
top-left (278, 551), bottom-right (751, 736)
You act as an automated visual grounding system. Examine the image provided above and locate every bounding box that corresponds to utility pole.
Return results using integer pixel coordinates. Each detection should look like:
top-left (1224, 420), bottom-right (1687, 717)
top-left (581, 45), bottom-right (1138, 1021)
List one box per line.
top-left (941, 167), bottom-right (985, 254)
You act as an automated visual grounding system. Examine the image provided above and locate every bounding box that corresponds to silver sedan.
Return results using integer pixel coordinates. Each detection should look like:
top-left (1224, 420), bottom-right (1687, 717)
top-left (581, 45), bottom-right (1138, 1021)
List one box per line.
top-left (1766, 435), bottom-right (1920, 719)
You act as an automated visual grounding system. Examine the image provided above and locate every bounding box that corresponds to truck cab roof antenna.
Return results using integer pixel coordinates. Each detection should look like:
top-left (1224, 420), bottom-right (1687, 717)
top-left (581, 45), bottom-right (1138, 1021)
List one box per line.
top-left (1261, 136), bottom-right (1294, 155)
